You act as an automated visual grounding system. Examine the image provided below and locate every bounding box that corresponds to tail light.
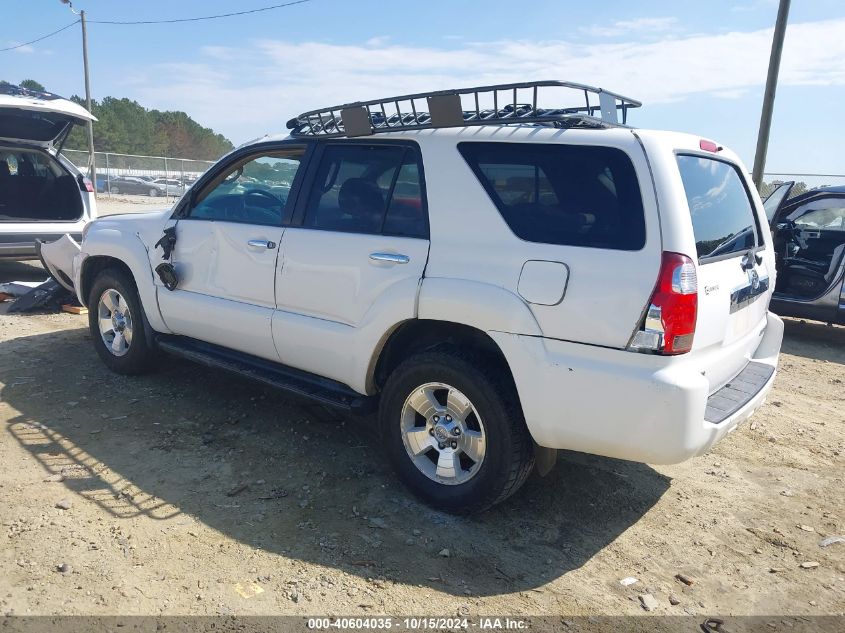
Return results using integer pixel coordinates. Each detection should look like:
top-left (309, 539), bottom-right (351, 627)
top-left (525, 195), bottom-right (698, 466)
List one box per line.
top-left (699, 139), bottom-right (721, 153)
top-left (79, 176), bottom-right (94, 193)
top-left (629, 252), bottom-right (698, 355)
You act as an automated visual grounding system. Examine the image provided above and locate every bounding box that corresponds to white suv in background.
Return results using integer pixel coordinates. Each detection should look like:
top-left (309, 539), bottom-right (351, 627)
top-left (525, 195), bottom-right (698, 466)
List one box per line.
top-left (41, 81), bottom-right (783, 513)
top-left (0, 84), bottom-right (96, 260)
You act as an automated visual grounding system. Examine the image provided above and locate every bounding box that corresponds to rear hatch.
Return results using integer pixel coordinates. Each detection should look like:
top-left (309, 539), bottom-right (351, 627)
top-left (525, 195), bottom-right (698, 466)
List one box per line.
top-left (0, 84), bottom-right (96, 152)
top-left (674, 149), bottom-right (774, 390)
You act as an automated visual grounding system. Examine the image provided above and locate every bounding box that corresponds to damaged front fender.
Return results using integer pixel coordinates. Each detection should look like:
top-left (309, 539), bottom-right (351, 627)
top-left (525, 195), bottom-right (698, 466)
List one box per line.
top-left (36, 234), bottom-right (81, 293)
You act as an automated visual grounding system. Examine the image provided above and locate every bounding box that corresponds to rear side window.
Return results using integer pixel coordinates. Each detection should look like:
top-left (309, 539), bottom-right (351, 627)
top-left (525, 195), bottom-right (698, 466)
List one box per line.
top-left (676, 155), bottom-right (759, 260)
top-left (458, 142), bottom-right (646, 250)
top-left (303, 144), bottom-right (427, 238)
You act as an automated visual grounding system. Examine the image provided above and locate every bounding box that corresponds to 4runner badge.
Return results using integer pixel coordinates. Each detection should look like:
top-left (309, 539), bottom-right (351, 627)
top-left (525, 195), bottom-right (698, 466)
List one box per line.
top-left (704, 284), bottom-right (720, 295)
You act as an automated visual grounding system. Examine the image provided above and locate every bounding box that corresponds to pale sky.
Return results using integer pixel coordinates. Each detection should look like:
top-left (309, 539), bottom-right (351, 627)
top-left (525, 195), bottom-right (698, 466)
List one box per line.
top-left (4, 0), bottom-right (845, 183)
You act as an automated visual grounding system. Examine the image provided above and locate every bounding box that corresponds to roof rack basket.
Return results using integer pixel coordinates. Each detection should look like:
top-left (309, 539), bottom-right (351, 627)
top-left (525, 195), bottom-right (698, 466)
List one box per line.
top-left (287, 80), bottom-right (641, 138)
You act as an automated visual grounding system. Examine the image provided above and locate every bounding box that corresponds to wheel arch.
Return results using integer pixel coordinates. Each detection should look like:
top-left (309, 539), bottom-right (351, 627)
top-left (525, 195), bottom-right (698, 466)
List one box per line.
top-left (81, 255), bottom-right (161, 351)
top-left (367, 278), bottom-right (541, 394)
top-left (78, 229), bottom-right (169, 333)
top-left (79, 256), bottom-right (134, 307)
top-left (370, 319), bottom-right (520, 399)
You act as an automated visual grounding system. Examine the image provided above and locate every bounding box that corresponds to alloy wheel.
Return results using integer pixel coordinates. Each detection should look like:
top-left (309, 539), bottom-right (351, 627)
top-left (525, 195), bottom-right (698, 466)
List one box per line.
top-left (97, 289), bottom-right (133, 357)
top-left (400, 382), bottom-right (486, 485)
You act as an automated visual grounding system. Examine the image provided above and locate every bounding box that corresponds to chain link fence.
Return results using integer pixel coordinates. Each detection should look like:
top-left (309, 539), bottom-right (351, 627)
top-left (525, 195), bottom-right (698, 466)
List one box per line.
top-left (61, 149), bottom-right (215, 201)
top-left (761, 172), bottom-right (845, 199)
top-left (60, 150), bottom-right (845, 206)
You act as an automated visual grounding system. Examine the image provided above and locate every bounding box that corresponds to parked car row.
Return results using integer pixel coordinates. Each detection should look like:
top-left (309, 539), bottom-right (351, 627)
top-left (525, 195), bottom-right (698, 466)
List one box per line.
top-left (96, 175), bottom-right (193, 197)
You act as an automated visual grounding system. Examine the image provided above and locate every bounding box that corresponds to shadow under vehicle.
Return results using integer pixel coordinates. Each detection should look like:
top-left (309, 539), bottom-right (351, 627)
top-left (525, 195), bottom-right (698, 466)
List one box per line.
top-left (0, 325), bottom-right (670, 596)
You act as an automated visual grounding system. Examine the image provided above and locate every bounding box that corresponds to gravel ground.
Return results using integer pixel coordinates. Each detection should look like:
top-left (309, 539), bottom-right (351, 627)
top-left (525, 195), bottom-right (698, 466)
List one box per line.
top-left (95, 194), bottom-right (173, 217)
top-left (0, 261), bottom-right (843, 622)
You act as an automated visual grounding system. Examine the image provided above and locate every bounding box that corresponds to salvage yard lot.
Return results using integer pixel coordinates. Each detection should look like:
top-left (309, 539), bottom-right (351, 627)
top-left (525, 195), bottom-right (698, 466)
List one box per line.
top-left (0, 270), bottom-right (843, 618)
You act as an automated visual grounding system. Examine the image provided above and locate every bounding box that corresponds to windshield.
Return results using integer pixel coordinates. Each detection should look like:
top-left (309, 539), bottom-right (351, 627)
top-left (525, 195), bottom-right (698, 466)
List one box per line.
top-left (763, 181), bottom-right (794, 223)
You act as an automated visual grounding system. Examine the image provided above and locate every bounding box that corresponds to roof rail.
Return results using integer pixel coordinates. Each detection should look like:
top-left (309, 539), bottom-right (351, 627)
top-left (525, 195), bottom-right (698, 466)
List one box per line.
top-left (287, 80), bottom-right (641, 138)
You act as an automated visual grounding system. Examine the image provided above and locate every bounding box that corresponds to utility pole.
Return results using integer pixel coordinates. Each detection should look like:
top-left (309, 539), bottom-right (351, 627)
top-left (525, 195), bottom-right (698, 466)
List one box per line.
top-left (61, 1), bottom-right (96, 185)
top-left (752, 0), bottom-right (791, 192)
top-left (80, 10), bottom-right (96, 185)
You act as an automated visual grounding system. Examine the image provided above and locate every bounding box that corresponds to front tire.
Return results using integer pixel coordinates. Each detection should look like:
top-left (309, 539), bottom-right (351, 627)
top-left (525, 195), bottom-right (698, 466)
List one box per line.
top-left (88, 268), bottom-right (157, 375)
top-left (148, 188), bottom-right (158, 197)
top-left (379, 349), bottom-right (534, 514)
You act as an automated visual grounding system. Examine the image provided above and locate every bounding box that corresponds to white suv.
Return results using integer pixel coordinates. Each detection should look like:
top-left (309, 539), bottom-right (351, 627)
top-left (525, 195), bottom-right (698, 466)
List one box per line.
top-left (42, 82), bottom-right (783, 513)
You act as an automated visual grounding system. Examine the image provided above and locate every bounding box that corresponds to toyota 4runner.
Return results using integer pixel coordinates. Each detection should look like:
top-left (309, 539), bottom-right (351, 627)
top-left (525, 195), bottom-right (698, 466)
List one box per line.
top-left (41, 81), bottom-right (784, 513)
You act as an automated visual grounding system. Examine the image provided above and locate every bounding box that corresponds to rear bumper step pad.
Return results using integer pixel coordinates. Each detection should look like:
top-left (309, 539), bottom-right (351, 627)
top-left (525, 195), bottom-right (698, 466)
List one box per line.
top-left (704, 361), bottom-right (775, 424)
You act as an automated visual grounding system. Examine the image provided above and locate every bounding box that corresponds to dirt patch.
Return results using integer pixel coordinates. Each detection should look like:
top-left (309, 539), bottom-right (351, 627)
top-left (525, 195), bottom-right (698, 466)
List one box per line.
top-left (0, 301), bottom-right (843, 618)
top-left (95, 195), bottom-right (172, 217)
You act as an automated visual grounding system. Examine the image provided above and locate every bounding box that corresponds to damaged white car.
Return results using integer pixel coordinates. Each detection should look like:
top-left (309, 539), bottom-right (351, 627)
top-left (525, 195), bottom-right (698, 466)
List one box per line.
top-left (40, 81), bottom-right (783, 513)
top-left (0, 84), bottom-right (97, 260)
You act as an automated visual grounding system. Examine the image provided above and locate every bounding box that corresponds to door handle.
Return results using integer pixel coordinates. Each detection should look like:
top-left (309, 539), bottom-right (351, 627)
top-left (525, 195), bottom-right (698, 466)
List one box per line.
top-left (247, 239), bottom-right (276, 249)
top-left (369, 252), bottom-right (410, 264)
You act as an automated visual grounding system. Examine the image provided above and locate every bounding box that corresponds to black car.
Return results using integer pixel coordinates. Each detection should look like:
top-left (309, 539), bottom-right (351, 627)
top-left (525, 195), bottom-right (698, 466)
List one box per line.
top-left (105, 176), bottom-right (165, 197)
top-left (764, 183), bottom-right (845, 324)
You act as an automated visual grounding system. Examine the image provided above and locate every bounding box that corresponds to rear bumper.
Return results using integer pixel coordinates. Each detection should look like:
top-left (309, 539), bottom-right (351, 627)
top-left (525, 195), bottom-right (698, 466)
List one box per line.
top-left (0, 232), bottom-right (84, 259)
top-left (490, 311), bottom-right (784, 465)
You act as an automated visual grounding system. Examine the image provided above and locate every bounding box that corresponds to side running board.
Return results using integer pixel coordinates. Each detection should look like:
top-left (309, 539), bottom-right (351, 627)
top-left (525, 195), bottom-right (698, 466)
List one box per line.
top-left (156, 335), bottom-right (376, 414)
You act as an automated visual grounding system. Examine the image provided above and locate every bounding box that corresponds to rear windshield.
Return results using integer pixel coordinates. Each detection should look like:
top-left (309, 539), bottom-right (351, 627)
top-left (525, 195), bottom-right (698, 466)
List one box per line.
top-left (0, 113), bottom-right (66, 143)
top-left (676, 155), bottom-right (759, 260)
top-left (459, 142), bottom-right (645, 250)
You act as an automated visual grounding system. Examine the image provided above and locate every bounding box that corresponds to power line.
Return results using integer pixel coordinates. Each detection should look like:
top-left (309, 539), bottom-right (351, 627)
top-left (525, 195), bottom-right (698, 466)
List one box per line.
top-left (765, 172), bottom-right (845, 178)
top-left (0, 1), bottom-right (311, 54)
top-left (0, 20), bottom-right (79, 52)
top-left (87, 0), bottom-right (311, 25)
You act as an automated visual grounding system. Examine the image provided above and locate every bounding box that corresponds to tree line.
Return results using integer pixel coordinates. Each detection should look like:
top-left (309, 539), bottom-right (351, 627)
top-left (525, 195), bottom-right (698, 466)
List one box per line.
top-left (2, 79), bottom-right (233, 161)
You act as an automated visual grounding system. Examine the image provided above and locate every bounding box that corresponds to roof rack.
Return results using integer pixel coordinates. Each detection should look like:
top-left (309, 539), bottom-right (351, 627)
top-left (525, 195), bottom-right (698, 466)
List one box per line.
top-left (287, 80), bottom-right (641, 138)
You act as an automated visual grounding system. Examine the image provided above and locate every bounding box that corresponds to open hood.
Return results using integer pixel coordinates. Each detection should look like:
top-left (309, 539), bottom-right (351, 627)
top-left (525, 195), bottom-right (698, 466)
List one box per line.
top-left (0, 84), bottom-right (96, 151)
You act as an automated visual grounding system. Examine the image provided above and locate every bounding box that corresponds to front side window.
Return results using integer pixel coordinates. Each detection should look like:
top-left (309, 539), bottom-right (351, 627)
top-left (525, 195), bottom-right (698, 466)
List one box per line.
top-left (676, 155), bottom-right (760, 260)
top-left (303, 144), bottom-right (427, 237)
top-left (459, 142), bottom-right (646, 250)
top-left (190, 148), bottom-right (305, 226)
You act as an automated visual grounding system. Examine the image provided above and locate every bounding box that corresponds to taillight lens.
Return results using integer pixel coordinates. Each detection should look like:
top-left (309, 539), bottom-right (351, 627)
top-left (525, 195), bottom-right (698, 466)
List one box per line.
top-left (629, 252), bottom-right (698, 355)
top-left (82, 177), bottom-right (94, 193)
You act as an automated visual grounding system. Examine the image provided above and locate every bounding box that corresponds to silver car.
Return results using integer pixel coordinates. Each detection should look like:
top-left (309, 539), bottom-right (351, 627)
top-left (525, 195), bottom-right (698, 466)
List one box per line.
top-left (0, 84), bottom-right (97, 260)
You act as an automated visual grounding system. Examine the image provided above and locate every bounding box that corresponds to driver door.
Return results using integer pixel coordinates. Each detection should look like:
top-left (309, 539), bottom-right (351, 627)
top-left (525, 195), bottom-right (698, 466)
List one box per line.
top-left (156, 145), bottom-right (307, 361)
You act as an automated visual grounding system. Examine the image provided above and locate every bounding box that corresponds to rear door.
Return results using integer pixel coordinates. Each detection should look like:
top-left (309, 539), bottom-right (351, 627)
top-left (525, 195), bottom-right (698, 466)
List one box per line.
top-left (273, 141), bottom-right (430, 390)
top-left (675, 153), bottom-right (773, 386)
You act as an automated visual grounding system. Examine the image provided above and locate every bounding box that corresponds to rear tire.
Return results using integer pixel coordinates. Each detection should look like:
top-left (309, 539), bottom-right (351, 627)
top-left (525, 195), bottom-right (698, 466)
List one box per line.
top-left (88, 268), bottom-right (157, 375)
top-left (379, 349), bottom-right (534, 514)
top-left (111, 186), bottom-right (119, 194)
top-left (148, 188), bottom-right (158, 197)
